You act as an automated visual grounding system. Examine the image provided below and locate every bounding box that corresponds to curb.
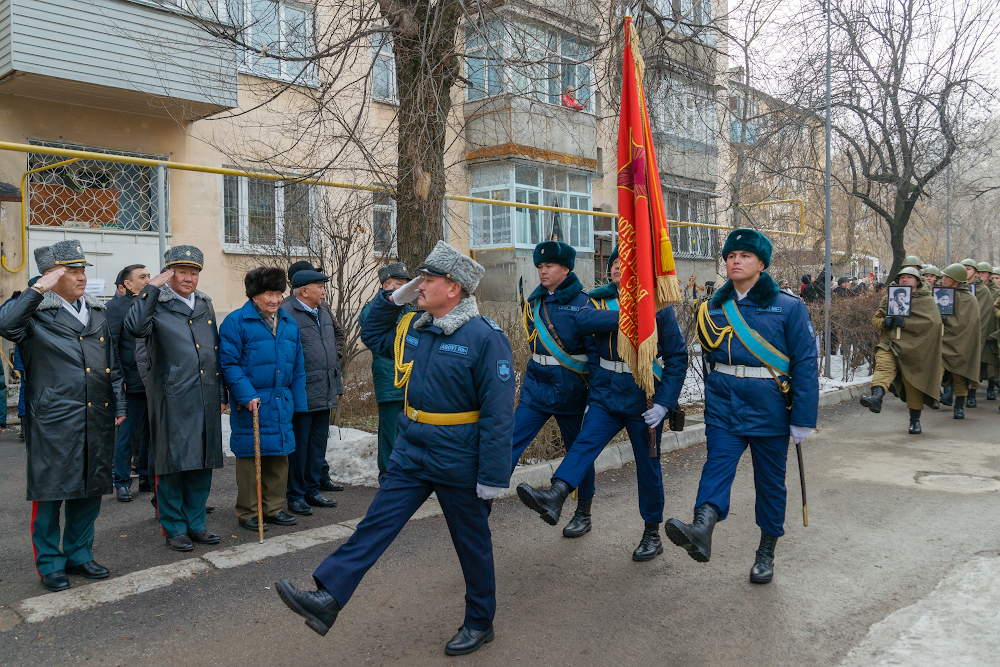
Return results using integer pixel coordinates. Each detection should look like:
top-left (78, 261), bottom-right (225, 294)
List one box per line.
top-left (505, 380), bottom-right (872, 497)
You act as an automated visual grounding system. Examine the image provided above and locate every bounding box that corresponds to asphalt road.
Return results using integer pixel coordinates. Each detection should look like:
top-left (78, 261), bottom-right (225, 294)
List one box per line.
top-left (3, 396), bottom-right (1000, 666)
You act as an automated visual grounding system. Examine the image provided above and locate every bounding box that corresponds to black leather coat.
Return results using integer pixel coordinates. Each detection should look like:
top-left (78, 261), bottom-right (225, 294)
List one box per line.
top-left (105, 292), bottom-right (144, 394)
top-left (0, 289), bottom-right (125, 501)
top-left (124, 284), bottom-right (226, 475)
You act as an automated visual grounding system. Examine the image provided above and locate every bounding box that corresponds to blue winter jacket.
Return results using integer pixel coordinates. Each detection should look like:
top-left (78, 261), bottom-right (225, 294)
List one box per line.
top-left (577, 283), bottom-right (688, 415)
top-left (701, 273), bottom-right (819, 436)
top-left (361, 293), bottom-right (516, 489)
top-left (520, 272), bottom-right (590, 415)
top-left (219, 300), bottom-right (308, 457)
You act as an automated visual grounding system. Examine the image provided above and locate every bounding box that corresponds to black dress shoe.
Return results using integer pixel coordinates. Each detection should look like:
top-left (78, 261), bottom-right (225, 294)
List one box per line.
top-left (41, 570), bottom-right (69, 592)
top-left (305, 494), bottom-right (337, 508)
top-left (265, 510), bottom-right (298, 526)
top-left (562, 496), bottom-right (592, 538)
top-left (632, 524), bottom-right (664, 562)
top-left (166, 534), bottom-right (194, 552)
top-left (287, 499), bottom-right (314, 515)
top-left (116, 486), bottom-right (133, 502)
top-left (750, 531), bottom-right (779, 584)
top-left (445, 625), bottom-right (495, 656)
top-left (319, 479), bottom-right (344, 492)
top-left (138, 479), bottom-right (153, 493)
top-left (240, 516), bottom-right (269, 532)
top-left (189, 530), bottom-right (221, 545)
top-left (66, 560), bottom-right (110, 579)
top-left (275, 579), bottom-right (340, 636)
top-left (206, 506), bottom-right (215, 514)
top-left (664, 504), bottom-right (718, 563)
top-left (516, 479), bottom-right (572, 525)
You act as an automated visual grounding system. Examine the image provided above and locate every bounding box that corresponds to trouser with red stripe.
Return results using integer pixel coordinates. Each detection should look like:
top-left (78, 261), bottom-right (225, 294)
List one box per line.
top-left (31, 496), bottom-right (103, 577)
top-left (156, 469), bottom-right (212, 538)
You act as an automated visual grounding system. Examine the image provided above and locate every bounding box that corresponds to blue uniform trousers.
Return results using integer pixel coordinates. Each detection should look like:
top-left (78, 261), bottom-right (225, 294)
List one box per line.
top-left (287, 409), bottom-right (330, 502)
top-left (314, 465), bottom-right (496, 631)
top-left (695, 425), bottom-right (789, 537)
top-left (552, 404), bottom-right (665, 524)
top-left (31, 496), bottom-right (103, 576)
top-left (155, 469), bottom-right (213, 538)
top-left (510, 404), bottom-right (593, 499)
top-left (376, 400), bottom-right (404, 484)
top-left (113, 393), bottom-right (151, 489)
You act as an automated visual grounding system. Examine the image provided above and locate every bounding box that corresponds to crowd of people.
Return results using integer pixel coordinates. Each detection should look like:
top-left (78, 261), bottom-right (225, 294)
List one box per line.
top-left (6, 230), bottom-right (820, 657)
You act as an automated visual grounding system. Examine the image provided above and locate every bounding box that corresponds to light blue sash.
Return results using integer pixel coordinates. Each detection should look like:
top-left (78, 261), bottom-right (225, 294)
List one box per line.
top-left (601, 297), bottom-right (662, 381)
top-left (533, 299), bottom-right (588, 374)
top-left (721, 299), bottom-right (790, 375)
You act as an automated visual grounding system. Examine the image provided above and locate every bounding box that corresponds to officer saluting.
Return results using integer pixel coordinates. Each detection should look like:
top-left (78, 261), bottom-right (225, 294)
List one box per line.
top-left (124, 246), bottom-right (227, 551)
top-left (276, 241), bottom-right (515, 657)
top-left (516, 247), bottom-right (688, 561)
top-left (665, 229), bottom-right (818, 584)
top-left (0, 241), bottom-right (126, 591)
top-left (511, 240), bottom-right (595, 537)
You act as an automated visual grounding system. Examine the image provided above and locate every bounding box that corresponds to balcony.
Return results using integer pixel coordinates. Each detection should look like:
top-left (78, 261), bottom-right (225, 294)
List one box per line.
top-left (0, 0), bottom-right (238, 119)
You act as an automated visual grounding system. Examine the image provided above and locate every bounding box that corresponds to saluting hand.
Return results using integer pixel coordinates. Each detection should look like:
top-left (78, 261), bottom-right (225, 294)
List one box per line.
top-left (35, 267), bottom-right (67, 291)
top-left (148, 269), bottom-right (175, 288)
top-left (391, 276), bottom-right (424, 306)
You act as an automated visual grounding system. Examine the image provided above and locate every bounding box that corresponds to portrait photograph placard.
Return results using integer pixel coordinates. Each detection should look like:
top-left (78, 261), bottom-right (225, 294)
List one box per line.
top-left (970, 283), bottom-right (977, 296)
top-left (935, 288), bottom-right (955, 315)
top-left (887, 285), bottom-right (913, 316)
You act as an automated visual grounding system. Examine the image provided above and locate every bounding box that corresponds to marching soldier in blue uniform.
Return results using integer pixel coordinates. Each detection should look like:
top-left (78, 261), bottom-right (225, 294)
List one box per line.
top-left (512, 240), bottom-right (596, 537)
top-left (276, 241), bottom-right (515, 657)
top-left (665, 229), bottom-right (818, 584)
top-left (516, 247), bottom-right (688, 560)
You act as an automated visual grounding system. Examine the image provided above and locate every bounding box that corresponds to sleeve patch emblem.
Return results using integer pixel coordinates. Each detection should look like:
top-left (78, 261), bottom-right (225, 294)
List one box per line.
top-left (497, 359), bottom-right (512, 382)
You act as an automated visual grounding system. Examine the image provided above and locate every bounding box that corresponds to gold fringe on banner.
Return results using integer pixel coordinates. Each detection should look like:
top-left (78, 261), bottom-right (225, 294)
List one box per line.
top-left (618, 330), bottom-right (659, 398)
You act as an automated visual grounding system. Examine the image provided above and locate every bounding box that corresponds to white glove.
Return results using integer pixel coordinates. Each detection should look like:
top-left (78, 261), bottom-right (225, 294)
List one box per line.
top-left (476, 483), bottom-right (505, 500)
top-left (642, 403), bottom-right (668, 428)
top-left (790, 425), bottom-right (813, 445)
top-left (391, 276), bottom-right (424, 305)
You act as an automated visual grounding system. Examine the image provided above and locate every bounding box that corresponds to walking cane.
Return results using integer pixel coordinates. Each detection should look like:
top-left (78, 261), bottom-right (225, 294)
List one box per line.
top-left (795, 441), bottom-right (808, 527)
top-left (253, 408), bottom-right (265, 543)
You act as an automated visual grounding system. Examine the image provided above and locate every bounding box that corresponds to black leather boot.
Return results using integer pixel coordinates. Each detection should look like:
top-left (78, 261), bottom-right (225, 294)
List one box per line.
top-left (859, 386), bottom-right (885, 413)
top-left (954, 395), bottom-right (966, 419)
top-left (562, 496), bottom-right (592, 538)
top-left (664, 504), bottom-right (718, 563)
top-left (940, 384), bottom-right (954, 406)
top-left (967, 389), bottom-right (978, 408)
top-left (988, 379), bottom-right (996, 400)
top-left (908, 409), bottom-right (922, 434)
top-left (632, 523), bottom-right (664, 562)
top-left (749, 531), bottom-right (778, 584)
top-left (517, 479), bottom-right (572, 526)
top-left (275, 579), bottom-right (340, 636)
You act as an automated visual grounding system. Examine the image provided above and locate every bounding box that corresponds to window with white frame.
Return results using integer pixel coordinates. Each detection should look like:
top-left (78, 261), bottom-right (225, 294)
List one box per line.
top-left (223, 173), bottom-right (313, 250)
top-left (373, 192), bottom-right (396, 256)
top-left (372, 31), bottom-right (397, 102)
top-left (220, 0), bottom-right (315, 83)
top-left (466, 22), bottom-right (505, 100)
top-left (665, 190), bottom-right (713, 258)
top-left (651, 77), bottom-right (717, 148)
top-left (645, 0), bottom-right (715, 45)
top-left (470, 163), bottom-right (593, 251)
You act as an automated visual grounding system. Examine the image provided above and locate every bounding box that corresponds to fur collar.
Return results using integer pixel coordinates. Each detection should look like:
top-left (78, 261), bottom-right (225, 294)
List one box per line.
top-left (527, 272), bottom-right (584, 305)
top-left (414, 296), bottom-right (480, 335)
top-left (37, 291), bottom-right (106, 311)
top-left (158, 286), bottom-right (211, 303)
top-left (588, 282), bottom-right (618, 300)
top-left (710, 272), bottom-right (780, 309)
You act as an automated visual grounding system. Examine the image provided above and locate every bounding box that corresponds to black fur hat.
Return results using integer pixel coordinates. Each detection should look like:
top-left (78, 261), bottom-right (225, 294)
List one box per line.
top-left (533, 240), bottom-right (576, 269)
top-left (245, 266), bottom-right (288, 299)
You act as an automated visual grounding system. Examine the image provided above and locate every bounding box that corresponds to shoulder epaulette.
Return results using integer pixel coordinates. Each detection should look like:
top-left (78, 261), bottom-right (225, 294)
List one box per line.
top-left (482, 316), bottom-right (503, 331)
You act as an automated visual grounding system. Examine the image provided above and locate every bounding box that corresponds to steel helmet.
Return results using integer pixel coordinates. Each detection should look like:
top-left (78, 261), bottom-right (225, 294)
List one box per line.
top-left (977, 261), bottom-right (993, 273)
top-left (942, 263), bottom-right (969, 283)
top-left (960, 258), bottom-right (978, 267)
top-left (922, 265), bottom-right (942, 277)
top-left (994, 267), bottom-right (1000, 275)
top-left (902, 255), bottom-right (922, 267)
top-left (896, 267), bottom-right (922, 281)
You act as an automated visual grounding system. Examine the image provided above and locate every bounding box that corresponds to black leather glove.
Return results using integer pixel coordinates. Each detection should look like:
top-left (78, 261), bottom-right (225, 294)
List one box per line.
top-left (882, 316), bottom-right (894, 329)
top-left (894, 315), bottom-right (905, 329)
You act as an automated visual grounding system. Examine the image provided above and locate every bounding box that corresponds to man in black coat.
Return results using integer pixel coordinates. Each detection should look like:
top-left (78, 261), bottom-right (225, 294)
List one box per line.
top-left (105, 264), bottom-right (151, 502)
top-left (124, 245), bottom-right (226, 552)
top-left (282, 268), bottom-right (342, 515)
top-left (0, 241), bottom-right (126, 592)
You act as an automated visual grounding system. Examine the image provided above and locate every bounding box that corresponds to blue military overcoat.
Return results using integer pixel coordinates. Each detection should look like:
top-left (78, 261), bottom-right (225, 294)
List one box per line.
top-left (701, 273), bottom-right (818, 436)
top-left (360, 293), bottom-right (516, 489)
top-left (520, 272), bottom-right (590, 415)
top-left (576, 282), bottom-right (688, 415)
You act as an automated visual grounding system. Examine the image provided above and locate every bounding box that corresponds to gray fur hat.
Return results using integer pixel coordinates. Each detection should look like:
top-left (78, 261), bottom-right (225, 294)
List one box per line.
top-left (50, 239), bottom-right (92, 268)
top-left (164, 245), bottom-right (204, 270)
top-left (378, 262), bottom-right (409, 285)
top-left (419, 241), bottom-right (485, 294)
top-left (33, 245), bottom-right (55, 273)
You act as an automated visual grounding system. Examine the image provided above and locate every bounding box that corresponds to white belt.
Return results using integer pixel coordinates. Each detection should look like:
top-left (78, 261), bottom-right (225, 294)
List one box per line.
top-left (599, 358), bottom-right (663, 374)
top-left (712, 363), bottom-right (772, 379)
top-left (532, 353), bottom-right (587, 367)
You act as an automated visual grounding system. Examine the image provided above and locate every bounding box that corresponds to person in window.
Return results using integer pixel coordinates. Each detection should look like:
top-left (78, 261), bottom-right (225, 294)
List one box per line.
top-left (561, 85), bottom-right (585, 111)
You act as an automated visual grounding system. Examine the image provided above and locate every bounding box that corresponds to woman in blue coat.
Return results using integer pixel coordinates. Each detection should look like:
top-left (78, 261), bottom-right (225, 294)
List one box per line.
top-left (219, 267), bottom-right (308, 532)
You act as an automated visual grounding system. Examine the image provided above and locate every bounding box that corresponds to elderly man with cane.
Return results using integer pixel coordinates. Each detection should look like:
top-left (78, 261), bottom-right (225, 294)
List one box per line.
top-left (124, 246), bottom-right (227, 552)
